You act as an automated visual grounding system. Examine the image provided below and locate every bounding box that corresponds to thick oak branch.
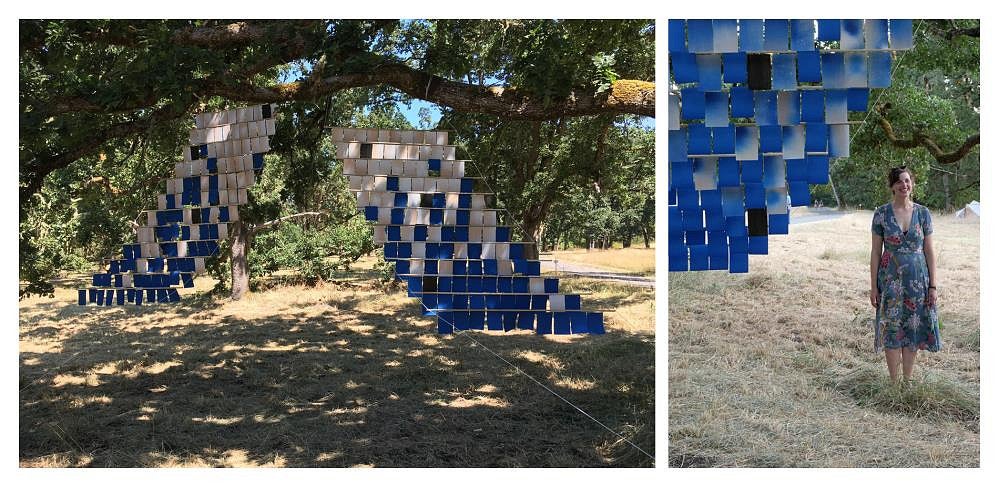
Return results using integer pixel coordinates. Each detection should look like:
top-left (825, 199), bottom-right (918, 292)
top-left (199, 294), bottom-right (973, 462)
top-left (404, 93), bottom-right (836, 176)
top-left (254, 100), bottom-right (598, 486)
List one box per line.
top-left (875, 104), bottom-right (980, 165)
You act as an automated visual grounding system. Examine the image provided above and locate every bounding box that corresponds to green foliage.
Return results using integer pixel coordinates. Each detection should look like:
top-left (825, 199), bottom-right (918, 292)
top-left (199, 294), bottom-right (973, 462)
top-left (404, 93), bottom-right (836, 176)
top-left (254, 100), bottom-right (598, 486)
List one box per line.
top-left (249, 216), bottom-right (375, 285)
top-left (823, 20), bottom-right (979, 210)
top-left (443, 112), bottom-right (654, 249)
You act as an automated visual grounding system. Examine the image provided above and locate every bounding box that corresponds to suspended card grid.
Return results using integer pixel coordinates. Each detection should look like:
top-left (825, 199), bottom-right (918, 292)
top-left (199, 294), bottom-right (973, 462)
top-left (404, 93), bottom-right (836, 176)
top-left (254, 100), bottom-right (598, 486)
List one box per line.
top-left (668, 19), bottom-right (913, 273)
top-left (77, 105), bottom-right (276, 305)
top-left (332, 128), bottom-right (605, 335)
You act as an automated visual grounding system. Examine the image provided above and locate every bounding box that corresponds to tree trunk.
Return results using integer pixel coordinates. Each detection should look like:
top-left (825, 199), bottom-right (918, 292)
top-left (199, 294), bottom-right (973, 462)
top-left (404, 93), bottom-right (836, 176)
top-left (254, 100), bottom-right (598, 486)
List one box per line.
top-left (829, 173), bottom-right (842, 209)
top-left (520, 213), bottom-right (543, 260)
top-left (230, 220), bottom-right (250, 300)
top-left (622, 234), bottom-right (632, 248)
top-left (642, 226), bottom-right (651, 248)
top-left (943, 173), bottom-right (952, 210)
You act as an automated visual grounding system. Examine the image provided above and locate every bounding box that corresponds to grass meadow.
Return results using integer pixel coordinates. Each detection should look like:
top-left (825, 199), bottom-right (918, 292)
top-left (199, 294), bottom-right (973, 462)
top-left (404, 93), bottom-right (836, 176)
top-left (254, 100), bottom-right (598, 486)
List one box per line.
top-left (548, 247), bottom-right (656, 277)
top-left (669, 209), bottom-right (979, 467)
top-left (20, 255), bottom-right (654, 467)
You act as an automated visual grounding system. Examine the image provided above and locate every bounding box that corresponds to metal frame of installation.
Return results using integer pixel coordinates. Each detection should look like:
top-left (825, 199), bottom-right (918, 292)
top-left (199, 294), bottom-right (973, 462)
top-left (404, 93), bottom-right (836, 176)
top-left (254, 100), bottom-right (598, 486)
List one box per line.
top-left (668, 19), bottom-right (912, 272)
top-left (333, 128), bottom-right (605, 335)
top-left (76, 110), bottom-right (605, 335)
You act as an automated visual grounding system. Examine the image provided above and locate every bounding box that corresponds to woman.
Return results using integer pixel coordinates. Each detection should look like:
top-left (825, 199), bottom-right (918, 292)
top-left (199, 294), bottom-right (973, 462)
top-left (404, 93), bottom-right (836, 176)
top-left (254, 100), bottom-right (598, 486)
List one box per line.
top-left (870, 166), bottom-right (941, 381)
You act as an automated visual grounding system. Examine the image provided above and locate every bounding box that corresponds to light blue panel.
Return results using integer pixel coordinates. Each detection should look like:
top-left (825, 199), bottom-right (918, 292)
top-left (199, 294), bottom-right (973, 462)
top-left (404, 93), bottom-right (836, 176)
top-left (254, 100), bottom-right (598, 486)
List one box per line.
top-left (766, 187), bottom-right (789, 215)
top-left (721, 187), bottom-right (745, 218)
top-left (890, 19), bottom-right (914, 49)
top-left (777, 91), bottom-right (800, 125)
top-left (669, 19), bottom-right (687, 53)
top-left (688, 20), bottom-right (714, 53)
top-left (868, 51), bottom-right (893, 88)
top-left (754, 91), bottom-right (778, 126)
top-left (735, 126), bottom-right (759, 161)
top-left (797, 51), bottom-right (822, 82)
top-left (762, 155), bottom-right (786, 189)
top-left (772, 53), bottom-right (797, 90)
top-left (865, 19), bottom-right (889, 50)
top-left (764, 19), bottom-right (789, 51)
top-left (669, 128), bottom-right (688, 162)
top-left (739, 19), bottom-right (764, 52)
top-left (730, 86), bottom-right (754, 118)
top-left (697, 54), bottom-right (723, 91)
top-left (821, 52), bottom-right (846, 89)
top-left (782, 125), bottom-right (805, 160)
top-left (845, 52), bottom-right (868, 88)
top-left (723, 52), bottom-right (748, 83)
top-left (829, 124), bottom-right (850, 158)
top-left (671, 53), bottom-right (699, 83)
top-left (705, 91), bottom-right (729, 128)
top-left (681, 87), bottom-right (705, 119)
top-left (693, 157), bottom-right (718, 191)
top-left (825, 90), bottom-right (848, 124)
top-left (791, 19), bottom-right (815, 51)
top-left (669, 93), bottom-right (681, 130)
top-left (801, 90), bottom-right (825, 123)
top-left (841, 19), bottom-right (865, 49)
top-left (713, 19), bottom-right (739, 53)
top-left (805, 123), bottom-right (828, 152)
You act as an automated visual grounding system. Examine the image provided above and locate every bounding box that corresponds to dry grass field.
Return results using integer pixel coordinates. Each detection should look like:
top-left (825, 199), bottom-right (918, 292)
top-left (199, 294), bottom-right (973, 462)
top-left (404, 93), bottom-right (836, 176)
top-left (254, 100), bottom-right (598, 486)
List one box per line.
top-left (19, 260), bottom-right (654, 467)
top-left (669, 209), bottom-right (979, 467)
top-left (549, 247), bottom-right (656, 276)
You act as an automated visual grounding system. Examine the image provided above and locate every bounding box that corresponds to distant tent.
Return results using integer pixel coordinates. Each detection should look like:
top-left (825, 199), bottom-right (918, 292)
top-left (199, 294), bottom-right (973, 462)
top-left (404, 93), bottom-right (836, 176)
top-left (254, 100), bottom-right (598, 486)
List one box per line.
top-left (955, 200), bottom-right (980, 222)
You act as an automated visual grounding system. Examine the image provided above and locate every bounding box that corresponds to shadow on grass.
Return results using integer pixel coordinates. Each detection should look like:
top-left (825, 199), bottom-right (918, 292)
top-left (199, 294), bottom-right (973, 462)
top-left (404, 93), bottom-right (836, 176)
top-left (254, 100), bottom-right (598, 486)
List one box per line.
top-left (20, 285), bottom-right (654, 468)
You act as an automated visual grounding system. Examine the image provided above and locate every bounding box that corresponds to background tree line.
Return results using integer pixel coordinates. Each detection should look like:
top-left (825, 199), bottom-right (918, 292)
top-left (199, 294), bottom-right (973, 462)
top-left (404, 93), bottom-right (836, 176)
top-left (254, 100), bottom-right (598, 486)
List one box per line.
top-left (19, 19), bottom-right (655, 298)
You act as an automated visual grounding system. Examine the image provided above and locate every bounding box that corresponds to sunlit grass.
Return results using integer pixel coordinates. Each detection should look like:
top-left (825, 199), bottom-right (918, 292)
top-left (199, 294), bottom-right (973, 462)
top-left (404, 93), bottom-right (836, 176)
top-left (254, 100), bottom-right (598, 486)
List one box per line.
top-left (669, 211), bottom-right (979, 467)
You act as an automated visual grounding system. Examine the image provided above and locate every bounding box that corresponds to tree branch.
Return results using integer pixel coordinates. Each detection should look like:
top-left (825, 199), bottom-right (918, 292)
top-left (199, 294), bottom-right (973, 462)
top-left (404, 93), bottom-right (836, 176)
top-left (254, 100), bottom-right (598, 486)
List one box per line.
top-left (209, 62), bottom-right (655, 120)
top-left (875, 104), bottom-right (980, 165)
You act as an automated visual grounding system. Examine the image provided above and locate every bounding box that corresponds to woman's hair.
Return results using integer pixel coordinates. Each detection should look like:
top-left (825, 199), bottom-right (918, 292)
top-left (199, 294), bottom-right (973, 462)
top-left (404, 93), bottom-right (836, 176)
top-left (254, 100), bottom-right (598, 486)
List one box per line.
top-left (888, 166), bottom-right (914, 188)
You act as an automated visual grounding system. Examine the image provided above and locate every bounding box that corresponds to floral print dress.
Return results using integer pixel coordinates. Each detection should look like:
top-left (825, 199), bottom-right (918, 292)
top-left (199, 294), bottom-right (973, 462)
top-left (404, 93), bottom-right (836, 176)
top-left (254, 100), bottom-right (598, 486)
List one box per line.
top-left (872, 203), bottom-right (941, 352)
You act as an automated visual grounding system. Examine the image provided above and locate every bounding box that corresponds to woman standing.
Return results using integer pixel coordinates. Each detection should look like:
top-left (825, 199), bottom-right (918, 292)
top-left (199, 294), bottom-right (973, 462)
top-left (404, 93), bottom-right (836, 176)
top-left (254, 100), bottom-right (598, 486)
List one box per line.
top-left (870, 166), bottom-right (941, 381)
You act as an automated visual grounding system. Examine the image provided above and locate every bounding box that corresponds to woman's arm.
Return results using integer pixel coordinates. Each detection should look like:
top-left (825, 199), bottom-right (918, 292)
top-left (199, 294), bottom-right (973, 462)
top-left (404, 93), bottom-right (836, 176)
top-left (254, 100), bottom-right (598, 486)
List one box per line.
top-left (924, 233), bottom-right (937, 305)
top-left (870, 232), bottom-right (883, 308)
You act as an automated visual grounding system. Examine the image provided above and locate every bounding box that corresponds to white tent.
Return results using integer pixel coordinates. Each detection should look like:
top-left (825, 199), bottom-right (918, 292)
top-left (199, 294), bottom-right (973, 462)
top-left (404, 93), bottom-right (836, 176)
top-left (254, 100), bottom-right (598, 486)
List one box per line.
top-left (955, 200), bottom-right (980, 222)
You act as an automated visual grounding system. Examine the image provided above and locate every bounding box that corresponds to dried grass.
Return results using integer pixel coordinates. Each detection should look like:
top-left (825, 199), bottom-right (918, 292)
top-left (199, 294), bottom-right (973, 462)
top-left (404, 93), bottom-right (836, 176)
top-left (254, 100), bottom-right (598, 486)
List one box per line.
top-left (669, 210), bottom-right (979, 467)
top-left (550, 247), bottom-right (655, 276)
top-left (20, 265), bottom-right (653, 467)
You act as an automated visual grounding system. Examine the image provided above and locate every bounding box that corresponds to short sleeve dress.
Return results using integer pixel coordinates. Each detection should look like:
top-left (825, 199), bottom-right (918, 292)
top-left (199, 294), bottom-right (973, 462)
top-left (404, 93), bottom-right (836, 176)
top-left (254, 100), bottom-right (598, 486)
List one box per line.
top-left (871, 203), bottom-right (941, 352)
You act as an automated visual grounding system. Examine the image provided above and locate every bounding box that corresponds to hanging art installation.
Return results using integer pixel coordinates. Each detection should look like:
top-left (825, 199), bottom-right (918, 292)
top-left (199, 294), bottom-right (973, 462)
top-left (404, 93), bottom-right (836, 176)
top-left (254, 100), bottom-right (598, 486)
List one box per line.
top-left (668, 19), bottom-right (913, 272)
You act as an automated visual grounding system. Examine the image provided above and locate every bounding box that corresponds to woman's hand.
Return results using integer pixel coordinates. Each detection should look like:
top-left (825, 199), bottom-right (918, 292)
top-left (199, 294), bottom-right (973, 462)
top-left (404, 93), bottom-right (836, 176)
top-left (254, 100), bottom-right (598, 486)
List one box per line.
top-left (870, 287), bottom-right (879, 308)
top-left (927, 287), bottom-right (937, 306)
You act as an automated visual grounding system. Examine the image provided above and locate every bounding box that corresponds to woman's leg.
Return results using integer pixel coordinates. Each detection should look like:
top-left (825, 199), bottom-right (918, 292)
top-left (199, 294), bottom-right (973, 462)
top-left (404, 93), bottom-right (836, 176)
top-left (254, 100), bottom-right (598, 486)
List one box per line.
top-left (885, 348), bottom-right (902, 381)
top-left (902, 348), bottom-right (918, 380)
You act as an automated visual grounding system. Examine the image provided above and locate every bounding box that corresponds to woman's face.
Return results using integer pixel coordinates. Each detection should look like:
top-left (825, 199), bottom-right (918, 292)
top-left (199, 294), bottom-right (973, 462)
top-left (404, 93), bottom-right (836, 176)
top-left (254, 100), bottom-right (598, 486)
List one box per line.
top-left (892, 171), bottom-right (914, 198)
